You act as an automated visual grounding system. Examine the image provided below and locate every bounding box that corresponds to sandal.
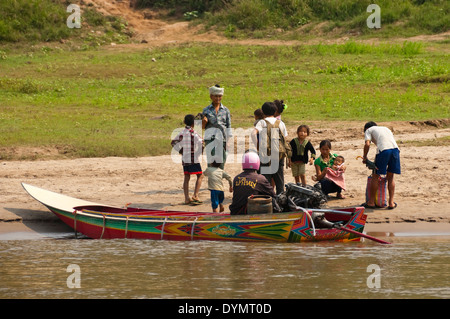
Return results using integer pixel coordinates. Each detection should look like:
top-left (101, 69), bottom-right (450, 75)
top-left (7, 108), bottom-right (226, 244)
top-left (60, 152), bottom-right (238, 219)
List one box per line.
top-left (388, 202), bottom-right (398, 210)
top-left (362, 202), bottom-right (377, 209)
top-left (191, 197), bottom-right (203, 204)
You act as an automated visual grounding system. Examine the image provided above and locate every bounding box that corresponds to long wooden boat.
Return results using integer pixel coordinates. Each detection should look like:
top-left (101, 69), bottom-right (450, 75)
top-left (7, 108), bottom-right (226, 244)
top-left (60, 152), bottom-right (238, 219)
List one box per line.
top-left (22, 183), bottom-right (367, 243)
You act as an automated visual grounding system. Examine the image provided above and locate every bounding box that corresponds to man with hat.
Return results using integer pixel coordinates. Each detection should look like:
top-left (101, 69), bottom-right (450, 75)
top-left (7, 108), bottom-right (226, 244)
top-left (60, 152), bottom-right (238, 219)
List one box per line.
top-left (202, 84), bottom-right (232, 169)
top-left (229, 151), bottom-right (276, 215)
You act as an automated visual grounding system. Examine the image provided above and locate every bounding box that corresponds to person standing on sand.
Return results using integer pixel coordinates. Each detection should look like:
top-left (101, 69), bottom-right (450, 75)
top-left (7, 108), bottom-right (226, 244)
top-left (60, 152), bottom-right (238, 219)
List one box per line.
top-left (288, 124), bottom-right (316, 186)
top-left (202, 84), bottom-right (232, 170)
top-left (171, 114), bottom-right (204, 205)
top-left (252, 101), bottom-right (290, 195)
top-left (203, 161), bottom-right (233, 213)
top-left (362, 121), bottom-right (401, 210)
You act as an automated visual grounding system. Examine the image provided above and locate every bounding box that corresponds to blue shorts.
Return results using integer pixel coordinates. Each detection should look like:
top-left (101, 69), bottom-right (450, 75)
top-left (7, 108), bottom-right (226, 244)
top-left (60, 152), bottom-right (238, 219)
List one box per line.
top-left (375, 148), bottom-right (401, 175)
top-left (210, 189), bottom-right (224, 209)
top-left (183, 163), bottom-right (202, 175)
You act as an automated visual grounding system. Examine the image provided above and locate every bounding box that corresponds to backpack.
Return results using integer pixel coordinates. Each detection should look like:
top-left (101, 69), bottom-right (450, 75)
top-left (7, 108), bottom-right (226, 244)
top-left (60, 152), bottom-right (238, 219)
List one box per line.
top-left (262, 119), bottom-right (292, 161)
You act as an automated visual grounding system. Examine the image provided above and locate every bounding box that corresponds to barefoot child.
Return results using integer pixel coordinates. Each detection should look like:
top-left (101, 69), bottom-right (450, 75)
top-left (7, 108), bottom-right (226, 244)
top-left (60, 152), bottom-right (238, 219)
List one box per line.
top-left (203, 161), bottom-right (233, 212)
top-left (288, 125), bottom-right (316, 185)
top-left (324, 155), bottom-right (346, 191)
top-left (171, 114), bottom-right (204, 205)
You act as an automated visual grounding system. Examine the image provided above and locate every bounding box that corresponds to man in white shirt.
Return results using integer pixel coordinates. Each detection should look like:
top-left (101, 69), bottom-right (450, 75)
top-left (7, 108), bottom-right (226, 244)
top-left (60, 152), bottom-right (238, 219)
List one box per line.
top-left (363, 121), bottom-right (401, 209)
top-left (252, 102), bottom-right (289, 194)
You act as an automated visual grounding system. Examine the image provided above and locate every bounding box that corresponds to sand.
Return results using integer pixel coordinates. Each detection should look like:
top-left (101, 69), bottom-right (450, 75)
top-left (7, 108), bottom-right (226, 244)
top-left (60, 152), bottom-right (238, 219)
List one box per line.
top-left (1, 120), bottom-right (449, 237)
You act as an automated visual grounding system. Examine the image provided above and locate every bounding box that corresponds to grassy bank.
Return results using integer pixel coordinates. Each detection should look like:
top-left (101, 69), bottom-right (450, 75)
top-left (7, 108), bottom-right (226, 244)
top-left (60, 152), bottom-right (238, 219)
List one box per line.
top-left (0, 0), bottom-right (132, 45)
top-left (0, 41), bottom-right (448, 159)
top-left (2, 1), bottom-right (448, 45)
top-left (136, 0), bottom-right (449, 39)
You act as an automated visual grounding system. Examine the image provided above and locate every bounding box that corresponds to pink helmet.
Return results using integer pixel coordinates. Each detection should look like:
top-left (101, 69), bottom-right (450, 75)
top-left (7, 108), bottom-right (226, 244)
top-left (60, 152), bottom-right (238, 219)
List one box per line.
top-left (242, 151), bottom-right (260, 170)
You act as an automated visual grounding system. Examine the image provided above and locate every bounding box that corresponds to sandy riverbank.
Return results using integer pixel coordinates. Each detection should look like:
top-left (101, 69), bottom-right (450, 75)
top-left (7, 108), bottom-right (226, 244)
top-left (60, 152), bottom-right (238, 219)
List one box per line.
top-left (1, 120), bottom-right (449, 238)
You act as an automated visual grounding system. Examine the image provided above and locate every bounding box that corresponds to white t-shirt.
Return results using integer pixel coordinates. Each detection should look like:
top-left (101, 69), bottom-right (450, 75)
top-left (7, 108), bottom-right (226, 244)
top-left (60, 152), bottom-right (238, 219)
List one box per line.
top-left (365, 126), bottom-right (399, 154)
top-left (255, 117), bottom-right (288, 137)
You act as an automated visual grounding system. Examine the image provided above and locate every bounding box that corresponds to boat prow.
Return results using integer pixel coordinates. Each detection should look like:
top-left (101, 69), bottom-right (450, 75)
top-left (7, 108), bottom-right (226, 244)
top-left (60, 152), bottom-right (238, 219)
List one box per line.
top-left (21, 182), bottom-right (119, 213)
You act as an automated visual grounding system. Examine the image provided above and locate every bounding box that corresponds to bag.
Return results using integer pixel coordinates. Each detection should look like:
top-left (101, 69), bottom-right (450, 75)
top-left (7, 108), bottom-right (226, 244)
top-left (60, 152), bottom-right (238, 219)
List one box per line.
top-left (263, 119), bottom-right (292, 161)
top-left (365, 175), bottom-right (387, 208)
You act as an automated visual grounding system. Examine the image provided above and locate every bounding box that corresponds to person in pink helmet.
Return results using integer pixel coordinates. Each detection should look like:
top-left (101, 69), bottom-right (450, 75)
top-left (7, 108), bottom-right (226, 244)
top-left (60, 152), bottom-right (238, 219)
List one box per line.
top-left (229, 151), bottom-right (276, 215)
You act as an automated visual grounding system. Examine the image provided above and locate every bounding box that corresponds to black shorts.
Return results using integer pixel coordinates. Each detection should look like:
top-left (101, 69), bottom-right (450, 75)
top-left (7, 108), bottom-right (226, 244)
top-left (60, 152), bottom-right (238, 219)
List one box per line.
top-left (183, 163), bottom-right (202, 175)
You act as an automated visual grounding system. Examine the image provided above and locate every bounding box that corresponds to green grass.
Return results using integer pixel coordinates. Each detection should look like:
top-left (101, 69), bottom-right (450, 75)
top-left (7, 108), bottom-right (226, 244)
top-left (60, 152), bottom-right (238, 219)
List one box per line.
top-left (0, 0), bottom-right (133, 45)
top-left (0, 41), bottom-right (448, 159)
top-left (0, 0), bottom-right (70, 42)
top-left (400, 135), bottom-right (450, 147)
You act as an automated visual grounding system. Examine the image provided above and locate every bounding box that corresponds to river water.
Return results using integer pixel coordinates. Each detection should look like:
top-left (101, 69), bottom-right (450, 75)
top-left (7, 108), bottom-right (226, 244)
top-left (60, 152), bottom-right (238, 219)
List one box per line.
top-left (0, 229), bottom-right (449, 300)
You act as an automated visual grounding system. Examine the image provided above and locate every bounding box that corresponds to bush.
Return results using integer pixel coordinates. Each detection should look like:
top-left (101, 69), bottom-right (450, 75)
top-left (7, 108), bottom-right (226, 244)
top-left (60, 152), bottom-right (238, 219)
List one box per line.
top-left (0, 0), bottom-right (71, 42)
top-left (305, 0), bottom-right (372, 21)
top-left (135, 0), bottom-right (449, 37)
top-left (407, 0), bottom-right (449, 33)
top-left (134, 0), bottom-right (224, 13)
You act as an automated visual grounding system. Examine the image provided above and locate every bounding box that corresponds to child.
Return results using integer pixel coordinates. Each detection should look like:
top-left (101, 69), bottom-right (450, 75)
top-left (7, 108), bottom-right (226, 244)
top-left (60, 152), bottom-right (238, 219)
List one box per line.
top-left (288, 125), bottom-right (316, 186)
top-left (273, 99), bottom-right (287, 120)
top-left (203, 161), bottom-right (233, 212)
top-left (253, 108), bottom-right (264, 155)
top-left (254, 108), bottom-right (264, 126)
top-left (171, 114), bottom-right (204, 205)
top-left (324, 155), bottom-right (346, 191)
top-left (312, 140), bottom-right (346, 199)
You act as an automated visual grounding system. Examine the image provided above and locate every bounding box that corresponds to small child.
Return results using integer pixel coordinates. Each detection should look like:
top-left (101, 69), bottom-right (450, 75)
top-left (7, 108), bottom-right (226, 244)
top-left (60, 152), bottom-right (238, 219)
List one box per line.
top-left (325, 155), bottom-right (346, 191)
top-left (171, 114), bottom-right (204, 205)
top-left (253, 108), bottom-right (264, 153)
top-left (288, 125), bottom-right (316, 185)
top-left (254, 108), bottom-right (264, 125)
top-left (203, 161), bottom-right (233, 213)
top-left (273, 99), bottom-right (287, 120)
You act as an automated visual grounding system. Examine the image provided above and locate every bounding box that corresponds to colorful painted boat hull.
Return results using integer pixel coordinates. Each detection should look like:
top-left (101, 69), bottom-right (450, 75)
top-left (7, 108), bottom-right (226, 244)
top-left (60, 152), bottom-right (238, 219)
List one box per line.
top-left (22, 183), bottom-right (366, 243)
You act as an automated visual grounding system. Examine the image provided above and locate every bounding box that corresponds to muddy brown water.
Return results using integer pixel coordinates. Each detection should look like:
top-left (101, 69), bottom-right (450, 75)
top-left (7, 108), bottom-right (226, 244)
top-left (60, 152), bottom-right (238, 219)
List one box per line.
top-left (0, 226), bottom-right (449, 299)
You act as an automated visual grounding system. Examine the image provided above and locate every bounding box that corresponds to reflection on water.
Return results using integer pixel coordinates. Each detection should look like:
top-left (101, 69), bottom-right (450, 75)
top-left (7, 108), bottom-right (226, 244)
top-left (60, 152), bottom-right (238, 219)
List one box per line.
top-left (0, 233), bottom-right (449, 299)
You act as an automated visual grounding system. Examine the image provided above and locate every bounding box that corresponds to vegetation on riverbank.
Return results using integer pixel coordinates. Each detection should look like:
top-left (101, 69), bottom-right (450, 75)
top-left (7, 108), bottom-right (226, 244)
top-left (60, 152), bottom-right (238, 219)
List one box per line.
top-left (1, 0), bottom-right (448, 44)
top-left (1, 40), bottom-right (448, 159)
top-left (0, 0), bottom-right (133, 45)
top-left (136, 0), bottom-right (449, 39)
